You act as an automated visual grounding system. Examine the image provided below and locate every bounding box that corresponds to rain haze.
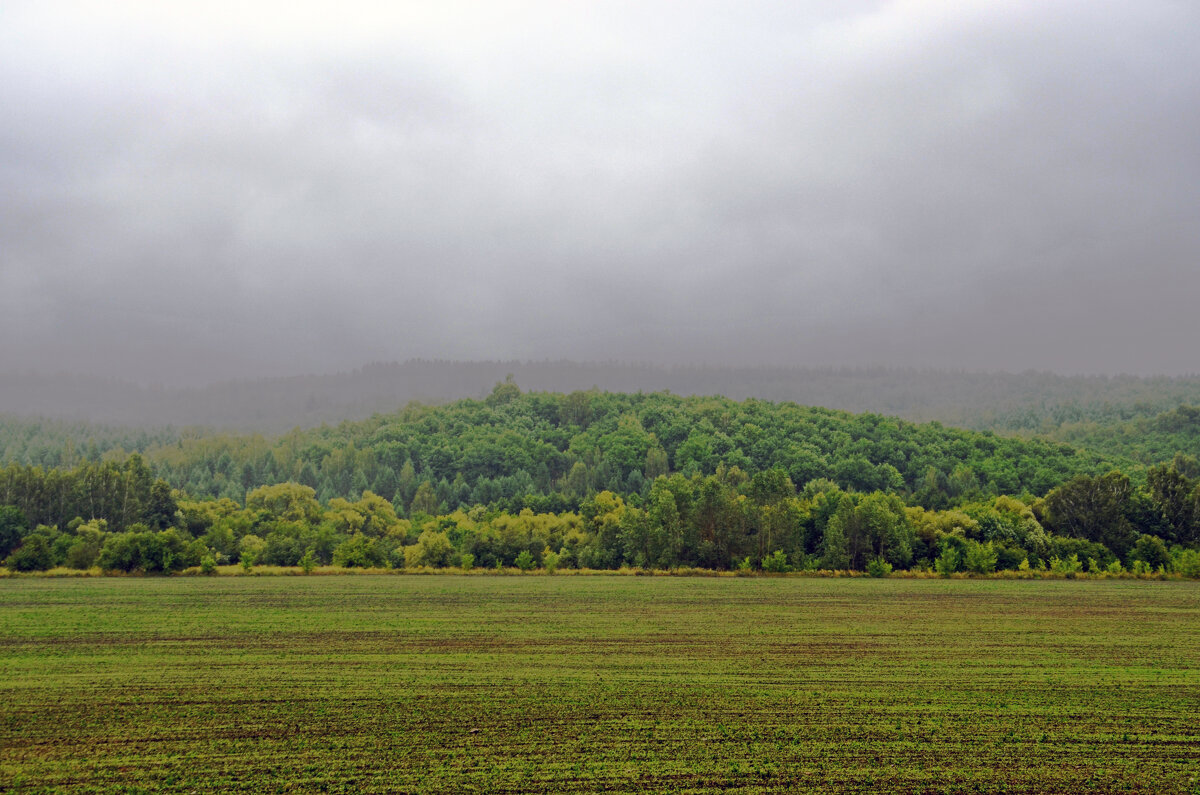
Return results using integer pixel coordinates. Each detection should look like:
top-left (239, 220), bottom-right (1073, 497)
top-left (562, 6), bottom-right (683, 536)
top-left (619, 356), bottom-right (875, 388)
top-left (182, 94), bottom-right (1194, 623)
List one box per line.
top-left (3, 0), bottom-right (1199, 386)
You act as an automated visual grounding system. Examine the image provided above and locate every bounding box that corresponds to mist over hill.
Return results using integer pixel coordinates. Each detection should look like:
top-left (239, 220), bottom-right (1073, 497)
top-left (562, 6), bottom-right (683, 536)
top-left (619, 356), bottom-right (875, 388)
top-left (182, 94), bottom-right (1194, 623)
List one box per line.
top-left (4, 360), bottom-right (1200, 433)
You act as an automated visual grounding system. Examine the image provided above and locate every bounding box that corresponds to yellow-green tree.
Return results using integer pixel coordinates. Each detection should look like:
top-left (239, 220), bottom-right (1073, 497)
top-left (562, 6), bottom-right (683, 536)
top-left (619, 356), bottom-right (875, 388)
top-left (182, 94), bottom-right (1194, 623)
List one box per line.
top-left (246, 483), bottom-right (321, 525)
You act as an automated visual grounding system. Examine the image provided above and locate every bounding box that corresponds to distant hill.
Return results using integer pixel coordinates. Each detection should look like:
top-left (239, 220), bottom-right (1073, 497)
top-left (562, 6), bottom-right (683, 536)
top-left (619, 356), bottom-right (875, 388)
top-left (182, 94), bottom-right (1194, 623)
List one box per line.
top-left (4, 360), bottom-right (1200, 433)
top-left (1044, 404), bottom-right (1200, 466)
top-left (141, 387), bottom-right (1122, 508)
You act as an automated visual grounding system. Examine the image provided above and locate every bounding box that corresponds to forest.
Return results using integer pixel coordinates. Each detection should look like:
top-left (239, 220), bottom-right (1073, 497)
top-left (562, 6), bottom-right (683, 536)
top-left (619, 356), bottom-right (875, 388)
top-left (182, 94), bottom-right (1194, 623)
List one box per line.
top-left (2, 381), bottom-right (1199, 577)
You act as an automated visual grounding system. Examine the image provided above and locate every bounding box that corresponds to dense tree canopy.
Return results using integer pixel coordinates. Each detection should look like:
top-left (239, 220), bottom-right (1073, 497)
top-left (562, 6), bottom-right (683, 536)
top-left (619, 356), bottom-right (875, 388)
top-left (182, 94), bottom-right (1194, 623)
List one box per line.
top-left (139, 387), bottom-right (1129, 513)
top-left (2, 386), bottom-right (1198, 576)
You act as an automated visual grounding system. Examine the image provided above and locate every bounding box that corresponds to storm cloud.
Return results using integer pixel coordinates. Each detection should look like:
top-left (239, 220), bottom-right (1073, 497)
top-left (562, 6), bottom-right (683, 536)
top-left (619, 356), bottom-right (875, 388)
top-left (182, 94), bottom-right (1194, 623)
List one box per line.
top-left (2, 0), bottom-right (1198, 384)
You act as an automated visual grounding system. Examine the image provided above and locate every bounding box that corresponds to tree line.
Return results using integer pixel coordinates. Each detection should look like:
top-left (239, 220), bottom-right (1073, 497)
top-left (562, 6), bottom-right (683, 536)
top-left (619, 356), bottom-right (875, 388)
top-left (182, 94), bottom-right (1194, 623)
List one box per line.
top-left (2, 384), bottom-right (1198, 575)
top-left (3, 455), bottom-right (1198, 577)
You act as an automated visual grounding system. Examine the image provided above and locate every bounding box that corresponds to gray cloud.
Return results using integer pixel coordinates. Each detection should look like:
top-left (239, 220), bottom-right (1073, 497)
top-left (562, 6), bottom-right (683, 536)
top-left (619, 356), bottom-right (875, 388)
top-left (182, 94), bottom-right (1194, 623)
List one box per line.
top-left (2, 0), bottom-right (1198, 384)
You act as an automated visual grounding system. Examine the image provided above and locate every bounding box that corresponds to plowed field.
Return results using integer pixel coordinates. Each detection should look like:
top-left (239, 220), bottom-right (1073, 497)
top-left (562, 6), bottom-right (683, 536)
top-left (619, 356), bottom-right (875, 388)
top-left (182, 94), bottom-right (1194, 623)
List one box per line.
top-left (1, 576), bottom-right (1197, 792)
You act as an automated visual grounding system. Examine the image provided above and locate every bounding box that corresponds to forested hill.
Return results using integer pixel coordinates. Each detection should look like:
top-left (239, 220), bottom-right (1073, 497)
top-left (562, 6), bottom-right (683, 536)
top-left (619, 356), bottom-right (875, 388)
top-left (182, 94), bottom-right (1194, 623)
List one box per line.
top-left (4, 361), bottom-right (1200, 432)
top-left (1044, 405), bottom-right (1200, 467)
top-left (142, 384), bottom-right (1123, 510)
top-left (4, 384), bottom-right (1197, 578)
top-left (0, 416), bottom-right (182, 470)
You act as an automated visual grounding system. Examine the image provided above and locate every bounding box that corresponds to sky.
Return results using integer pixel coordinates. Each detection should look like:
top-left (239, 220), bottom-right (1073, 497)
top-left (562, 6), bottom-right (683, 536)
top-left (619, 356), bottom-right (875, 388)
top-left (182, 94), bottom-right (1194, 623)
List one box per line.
top-left (2, 0), bottom-right (1198, 385)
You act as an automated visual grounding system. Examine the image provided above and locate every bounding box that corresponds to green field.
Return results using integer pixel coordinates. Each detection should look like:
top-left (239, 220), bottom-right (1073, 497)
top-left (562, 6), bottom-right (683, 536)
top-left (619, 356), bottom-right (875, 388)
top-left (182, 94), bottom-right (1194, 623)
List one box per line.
top-left (1, 577), bottom-right (1198, 793)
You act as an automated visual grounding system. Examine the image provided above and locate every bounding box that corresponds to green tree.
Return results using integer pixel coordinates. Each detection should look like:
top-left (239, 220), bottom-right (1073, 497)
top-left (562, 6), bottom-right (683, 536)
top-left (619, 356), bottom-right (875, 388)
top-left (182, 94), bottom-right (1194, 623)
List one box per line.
top-left (563, 461), bottom-right (590, 499)
top-left (1041, 472), bottom-right (1137, 558)
top-left (238, 534), bottom-right (266, 567)
top-left (394, 458), bottom-right (417, 510)
top-left (486, 375), bottom-right (522, 407)
top-left (297, 547), bottom-right (316, 574)
top-left (647, 480), bottom-right (683, 568)
top-left (117, 454), bottom-right (154, 532)
top-left (963, 540), bottom-right (998, 574)
top-left (856, 493), bottom-right (914, 569)
top-left (935, 544), bottom-right (961, 576)
top-left (410, 481), bottom-right (440, 516)
top-left (0, 505), bottom-right (28, 558)
top-left (644, 444), bottom-right (669, 480)
top-left (618, 506), bottom-right (653, 568)
top-left (5, 535), bottom-right (53, 571)
top-left (99, 532), bottom-right (142, 573)
top-left (246, 483), bottom-right (321, 525)
top-left (64, 520), bottom-right (105, 569)
top-left (601, 414), bottom-right (654, 480)
top-left (403, 530), bottom-right (453, 568)
top-left (334, 534), bottom-right (386, 568)
top-left (560, 390), bottom-right (594, 428)
top-left (762, 549), bottom-right (791, 573)
top-left (145, 480), bottom-right (178, 530)
top-left (579, 491), bottom-right (625, 569)
top-left (819, 503), bottom-right (851, 570)
top-left (1130, 534), bottom-right (1170, 571)
top-left (866, 557), bottom-right (892, 578)
top-left (749, 468), bottom-right (794, 505)
top-left (1146, 463), bottom-right (1196, 545)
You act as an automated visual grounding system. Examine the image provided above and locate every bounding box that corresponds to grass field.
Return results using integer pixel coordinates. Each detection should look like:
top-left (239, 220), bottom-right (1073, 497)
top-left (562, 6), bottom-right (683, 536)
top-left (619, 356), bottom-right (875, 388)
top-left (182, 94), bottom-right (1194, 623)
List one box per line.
top-left (1, 577), bottom-right (1198, 793)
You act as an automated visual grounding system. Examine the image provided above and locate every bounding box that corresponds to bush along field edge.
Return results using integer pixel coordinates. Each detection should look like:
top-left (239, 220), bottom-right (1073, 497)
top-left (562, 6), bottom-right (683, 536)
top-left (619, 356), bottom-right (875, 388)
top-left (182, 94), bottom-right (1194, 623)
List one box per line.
top-left (3, 467), bottom-right (1200, 579)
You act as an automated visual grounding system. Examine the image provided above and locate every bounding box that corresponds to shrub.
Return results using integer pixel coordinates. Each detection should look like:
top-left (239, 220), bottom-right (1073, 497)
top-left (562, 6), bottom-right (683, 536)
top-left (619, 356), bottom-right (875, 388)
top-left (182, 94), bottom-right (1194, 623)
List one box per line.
top-left (199, 555), bottom-right (217, 575)
top-left (182, 539), bottom-right (207, 569)
top-left (735, 556), bottom-right (754, 576)
top-left (762, 550), bottom-right (791, 573)
top-left (459, 553), bottom-right (475, 571)
top-left (1050, 554), bottom-right (1083, 577)
top-left (935, 546), bottom-right (960, 577)
top-left (403, 530), bottom-right (454, 568)
top-left (99, 533), bottom-right (143, 573)
top-left (5, 536), bottom-right (54, 572)
top-left (1172, 548), bottom-right (1200, 579)
top-left (993, 544), bottom-right (1026, 571)
top-left (299, 548), bottom-right (317, 574)
top-left (65, 538), bottom-right (101, 570)
top-left (239, 535), bottom-right (265, 568)
top-left (543, 550), bottom-right (560, 574)
top-left (261, 527), bottom-right (306, 566)
top-left (963, 541), bottom-right (998, 575)
top-left (1130, 535), bottom-right (1171, 572)
top-left (515, 550), bottom-right (535, 571)
top-left (336, 534), bottom-right (386, 568)
top-left (866, 557), bottom-right (892, 578)
top-left (151, 529), bottom-right (195, 573)
top-left (97, 530), bottom-right (192, 573)
top-left (1039, 539), bottom-right (1108, 574)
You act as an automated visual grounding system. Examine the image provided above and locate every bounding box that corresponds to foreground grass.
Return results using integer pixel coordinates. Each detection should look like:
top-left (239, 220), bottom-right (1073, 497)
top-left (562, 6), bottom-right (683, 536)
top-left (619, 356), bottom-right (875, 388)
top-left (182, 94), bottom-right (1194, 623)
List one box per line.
top-left (0, 578), bottom-right (1197, 793)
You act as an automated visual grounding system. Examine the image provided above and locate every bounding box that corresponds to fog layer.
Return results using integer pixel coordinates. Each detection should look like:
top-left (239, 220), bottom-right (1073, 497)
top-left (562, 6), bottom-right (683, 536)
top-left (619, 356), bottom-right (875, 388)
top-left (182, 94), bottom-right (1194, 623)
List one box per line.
top-left (3, 1), bottom-right (1198, 384)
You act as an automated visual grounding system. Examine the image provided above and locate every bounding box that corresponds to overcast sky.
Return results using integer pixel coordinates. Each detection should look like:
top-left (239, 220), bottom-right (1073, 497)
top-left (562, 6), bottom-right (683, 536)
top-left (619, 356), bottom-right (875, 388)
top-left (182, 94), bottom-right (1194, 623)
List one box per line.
top-left (2, 0), bottom-right (1198, 384)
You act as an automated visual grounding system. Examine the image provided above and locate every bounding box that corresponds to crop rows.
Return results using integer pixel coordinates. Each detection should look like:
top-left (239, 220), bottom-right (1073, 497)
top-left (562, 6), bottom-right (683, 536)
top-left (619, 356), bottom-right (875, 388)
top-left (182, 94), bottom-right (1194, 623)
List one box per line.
top-left (1, 577), bottom-right (1198, 792)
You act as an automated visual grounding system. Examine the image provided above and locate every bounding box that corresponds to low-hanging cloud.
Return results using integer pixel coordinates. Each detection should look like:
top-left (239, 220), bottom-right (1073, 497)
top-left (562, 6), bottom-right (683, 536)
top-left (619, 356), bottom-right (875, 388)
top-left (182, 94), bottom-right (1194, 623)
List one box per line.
top-left (2, 0), bottom-right (1198, 384)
